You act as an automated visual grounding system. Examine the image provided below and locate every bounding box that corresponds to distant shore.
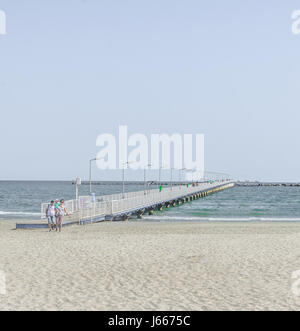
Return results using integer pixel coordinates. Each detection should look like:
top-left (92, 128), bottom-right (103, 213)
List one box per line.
top-left (236, 181), bottom-right (300, 186)
top-left (0, 219), bottom-right (300, 311)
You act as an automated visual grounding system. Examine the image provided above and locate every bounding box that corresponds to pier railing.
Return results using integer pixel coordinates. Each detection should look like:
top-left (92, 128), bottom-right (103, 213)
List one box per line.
top-left (41, 180), bottom-right (234, 222)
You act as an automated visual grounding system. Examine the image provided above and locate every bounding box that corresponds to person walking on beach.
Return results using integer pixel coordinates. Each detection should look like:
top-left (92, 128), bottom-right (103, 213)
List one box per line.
top-left (54, 199), bottom-right (60, 227)
top-left (55, 199), bottom-right (70, 233)
top-left (46, 200), bottom-right (55, 231)
top-left (54, 199), bottom-right (60, 208)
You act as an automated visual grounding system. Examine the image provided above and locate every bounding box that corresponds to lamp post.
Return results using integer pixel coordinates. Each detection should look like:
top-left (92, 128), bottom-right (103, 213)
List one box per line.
top-left (89, 157), bottom-right (105, 194)
top-left (170, 167), bottom-right (174, 191)
top-left (144, 163), bottom-right (152, 195)
top-left (179, 168), bottom-right (186, 189)
top-left (75, 177), bottom-right (81, 200)
top-left (122, 161), bottom-right (135, 199)
top-left (192, 170), bottom-right (198, 185)
top-left (89, 158), bottom-right (97, 194)
top-left (158, 164), bottom-right (167, 190)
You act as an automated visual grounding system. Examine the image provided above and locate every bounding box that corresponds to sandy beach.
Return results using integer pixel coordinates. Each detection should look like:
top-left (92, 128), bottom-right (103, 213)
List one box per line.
top-left (0, 219), bottom-right (300, 311)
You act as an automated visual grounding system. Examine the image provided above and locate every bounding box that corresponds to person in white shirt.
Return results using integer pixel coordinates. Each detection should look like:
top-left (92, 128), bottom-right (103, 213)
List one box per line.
top-left (46, 201), bottom-right (55, 232)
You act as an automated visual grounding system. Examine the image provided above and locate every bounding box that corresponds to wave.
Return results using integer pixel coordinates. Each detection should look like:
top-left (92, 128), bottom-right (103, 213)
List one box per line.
top-left (0, 211), bottom-right (41, 216)
top-left (142, 215), bottom-right (300, 222)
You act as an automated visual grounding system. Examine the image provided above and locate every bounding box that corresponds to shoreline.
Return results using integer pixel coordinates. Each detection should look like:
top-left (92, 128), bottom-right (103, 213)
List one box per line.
top-left (3, 217), bottom-right (300, 227)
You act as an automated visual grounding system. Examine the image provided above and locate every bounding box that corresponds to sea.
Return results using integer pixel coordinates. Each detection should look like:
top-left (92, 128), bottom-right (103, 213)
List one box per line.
top-left (0, 181), bottom-right (300, 222)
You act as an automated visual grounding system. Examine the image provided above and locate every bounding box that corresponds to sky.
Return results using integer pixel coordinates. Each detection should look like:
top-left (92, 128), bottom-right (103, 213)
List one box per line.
top-left (0, 0), bottom-right (300, 182)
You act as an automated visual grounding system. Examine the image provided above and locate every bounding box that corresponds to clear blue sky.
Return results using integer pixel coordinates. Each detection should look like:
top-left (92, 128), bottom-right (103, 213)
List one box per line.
top-left (0, 0), bottom-right (300, 181)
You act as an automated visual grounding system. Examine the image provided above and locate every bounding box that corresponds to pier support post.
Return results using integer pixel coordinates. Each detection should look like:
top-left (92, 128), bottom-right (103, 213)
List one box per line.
top-left (157, 205), bottom-right (163, 211)
top-left (122, 215), bottom-right (129, 221)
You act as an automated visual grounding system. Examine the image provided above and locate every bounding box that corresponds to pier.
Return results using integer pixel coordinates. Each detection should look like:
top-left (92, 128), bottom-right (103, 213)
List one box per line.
top-left (16, 180), bottom-right (235, 229)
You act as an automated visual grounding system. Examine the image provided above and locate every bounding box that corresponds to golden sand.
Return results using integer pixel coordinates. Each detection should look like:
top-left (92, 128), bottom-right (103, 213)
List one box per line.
top-left (0, 220), bottom-right (300, 311)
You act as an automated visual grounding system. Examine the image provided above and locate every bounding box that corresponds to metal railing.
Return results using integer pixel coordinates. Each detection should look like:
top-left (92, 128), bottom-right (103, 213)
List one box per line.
top-left (41, 180), bottom-right (234, 221)
top-left (109, 181), bottom-right (233, 215)
top-left (41, 199), bottom-right (80, 219)
top-left (77, 180), bottom-right (234, 222)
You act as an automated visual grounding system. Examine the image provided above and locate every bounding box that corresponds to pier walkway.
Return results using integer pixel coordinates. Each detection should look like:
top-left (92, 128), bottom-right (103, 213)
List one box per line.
top-left (16, 180), bottom-right (235, 229)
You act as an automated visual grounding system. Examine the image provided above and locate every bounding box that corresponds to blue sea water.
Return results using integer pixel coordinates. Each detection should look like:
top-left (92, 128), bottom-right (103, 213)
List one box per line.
top-left (0, 181), bottom-right (142, 219)
top-left (0, 181), bottom-right (300, 221)
top-left (144, 185), bottom-right (300, 222)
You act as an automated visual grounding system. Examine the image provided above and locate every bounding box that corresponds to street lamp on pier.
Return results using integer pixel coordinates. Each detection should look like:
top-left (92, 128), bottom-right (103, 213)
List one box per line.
top-left (144, 163), bottom-right (152, 195)
top-left (179, 168), bottom-right (186, 189)
top-left (158, 164), bottom-right (167, 190)
top-left (89, 157), bottom-right (105, 194)
top-left (122, 161), bottom-right (135, 199)
top-left (170, 168), bottom-right (174, 190)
